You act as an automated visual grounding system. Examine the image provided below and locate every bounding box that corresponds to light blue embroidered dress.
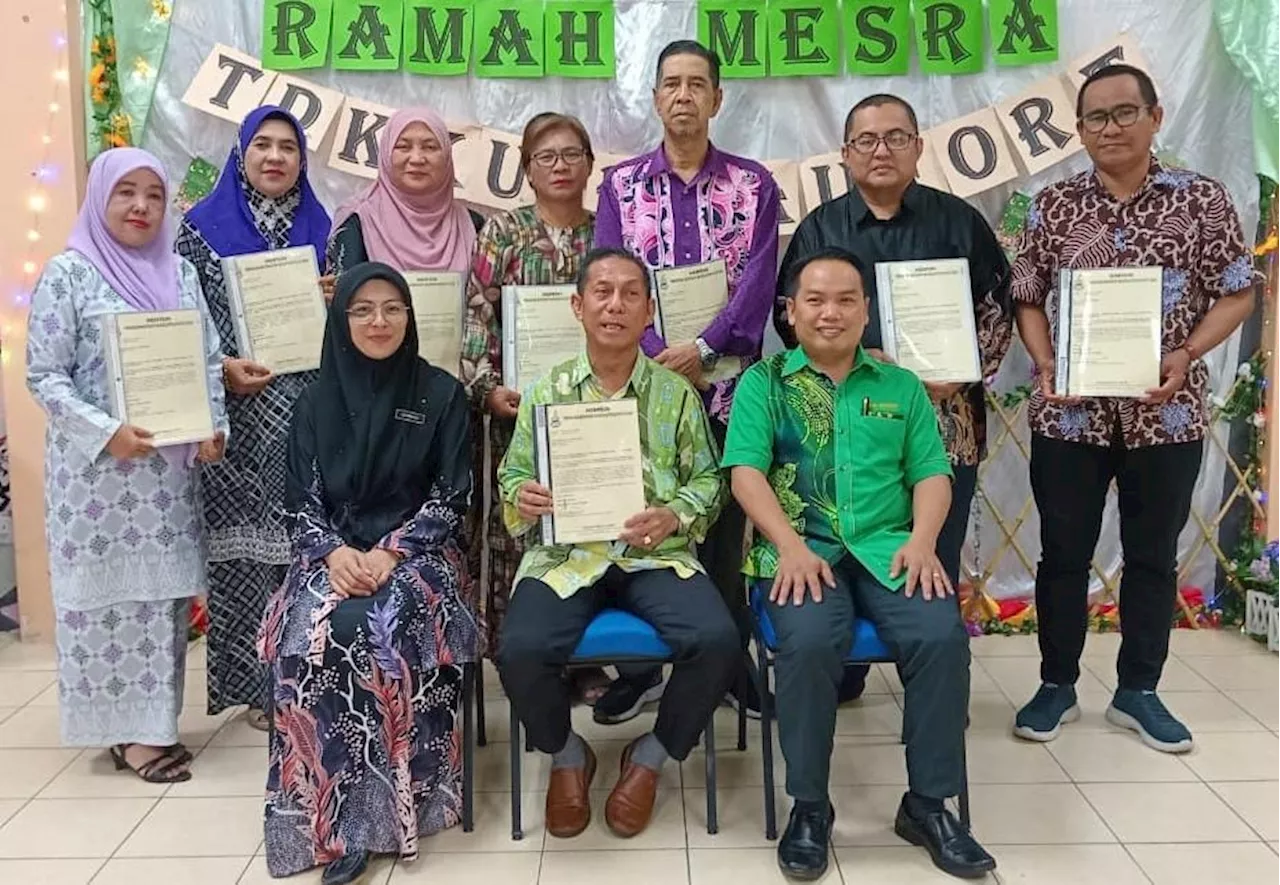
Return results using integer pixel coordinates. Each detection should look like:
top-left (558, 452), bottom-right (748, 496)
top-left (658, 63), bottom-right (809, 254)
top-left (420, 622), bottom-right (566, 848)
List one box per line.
top-left (26, 250), bottom-right (228, 746)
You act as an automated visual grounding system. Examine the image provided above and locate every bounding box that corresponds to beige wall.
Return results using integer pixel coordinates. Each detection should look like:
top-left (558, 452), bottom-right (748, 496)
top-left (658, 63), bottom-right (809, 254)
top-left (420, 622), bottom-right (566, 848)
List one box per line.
top-left (0, 1), bottom-right (83, 640)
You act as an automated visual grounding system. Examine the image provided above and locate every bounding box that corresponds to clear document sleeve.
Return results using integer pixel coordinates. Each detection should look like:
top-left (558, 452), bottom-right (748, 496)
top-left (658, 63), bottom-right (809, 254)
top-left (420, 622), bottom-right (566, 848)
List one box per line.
top-left (404, 270), bottom-right (465, 377)
top-left (653, 259), bottom-right (742, 383)
top-left (501, 284), bottom-right (584, 392)
top-left (104, 308), bottom-right (215, 447)
top-left (876, 258), bottom-right (981, 383)
top-left (1055, 267), bottom-right (1162, 398)
top-left (223, 246), bottom-right (327, 375)
top-left (533, 398), bottom-right (647, 546)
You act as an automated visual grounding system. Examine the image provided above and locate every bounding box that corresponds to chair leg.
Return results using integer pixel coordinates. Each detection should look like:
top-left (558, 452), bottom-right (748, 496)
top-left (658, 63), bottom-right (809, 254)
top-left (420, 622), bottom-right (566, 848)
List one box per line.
top-left (756, 640), bottom-right (778, 841)
top-left (704, 712), bottom-right (718, 835)
top-left (736, 657), bottom-right (748, 752)
top-left (462, 662), bottom-right (475, 833)
top-left (509, 700), bottom-right (523, 840)
top-left (475, 658), bottom-right (488, 747)
top-left (959, 733), bottom-right (971, 831)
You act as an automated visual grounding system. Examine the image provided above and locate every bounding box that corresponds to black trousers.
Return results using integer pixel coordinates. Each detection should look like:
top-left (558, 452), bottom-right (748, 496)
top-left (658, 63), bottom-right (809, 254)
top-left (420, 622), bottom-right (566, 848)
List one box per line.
top-left (771, 557), bottom-right (970, 802)
top-left (1030, 433), bottom-right (1203, 691)
top-left (496, 567), bottom-right (740, 760)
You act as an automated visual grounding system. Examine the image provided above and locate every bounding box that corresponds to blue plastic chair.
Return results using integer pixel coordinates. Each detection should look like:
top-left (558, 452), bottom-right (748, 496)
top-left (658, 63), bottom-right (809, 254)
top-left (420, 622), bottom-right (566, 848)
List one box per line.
top-left (742, 584), bottom-right (971, 840)
top-left (506, 608), bottom-right (721, 839)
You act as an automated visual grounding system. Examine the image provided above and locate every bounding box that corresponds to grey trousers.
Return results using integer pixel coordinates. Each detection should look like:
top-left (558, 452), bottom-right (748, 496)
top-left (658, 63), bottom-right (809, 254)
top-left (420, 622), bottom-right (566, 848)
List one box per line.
top-left (768, 556), bottom-right (970, 802)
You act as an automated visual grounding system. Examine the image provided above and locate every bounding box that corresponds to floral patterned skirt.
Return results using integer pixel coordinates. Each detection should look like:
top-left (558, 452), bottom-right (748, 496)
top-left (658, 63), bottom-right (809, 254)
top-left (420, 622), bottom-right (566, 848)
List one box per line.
top-left (259, 552), bottom-right (478, 877)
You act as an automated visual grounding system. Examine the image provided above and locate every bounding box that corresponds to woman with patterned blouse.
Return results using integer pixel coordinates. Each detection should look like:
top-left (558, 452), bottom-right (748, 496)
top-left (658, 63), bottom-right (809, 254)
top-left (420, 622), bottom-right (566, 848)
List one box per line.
top-left (175, 106), bottom-right (332, 729)
top-left (460, 112), bottom-right (597, 670)
top-left (27, 148), bottom-right (228, 783)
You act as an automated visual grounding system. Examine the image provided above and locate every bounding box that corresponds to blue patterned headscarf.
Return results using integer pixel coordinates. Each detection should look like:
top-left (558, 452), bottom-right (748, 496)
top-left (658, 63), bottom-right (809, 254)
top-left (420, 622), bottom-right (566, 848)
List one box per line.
top-left (184, 105), bottom-right (330, 262)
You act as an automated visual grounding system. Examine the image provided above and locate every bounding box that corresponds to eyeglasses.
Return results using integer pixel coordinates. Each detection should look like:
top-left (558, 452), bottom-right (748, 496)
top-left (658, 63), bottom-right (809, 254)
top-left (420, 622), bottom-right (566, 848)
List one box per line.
top-left (346, 303), bottom-right (409, 323)
top-left (845, 130), bottom-right (917, 154)
top-left (530, 148), bottom-right (589, 168)
top-left (1079, 104), bottom-right (1149, 133)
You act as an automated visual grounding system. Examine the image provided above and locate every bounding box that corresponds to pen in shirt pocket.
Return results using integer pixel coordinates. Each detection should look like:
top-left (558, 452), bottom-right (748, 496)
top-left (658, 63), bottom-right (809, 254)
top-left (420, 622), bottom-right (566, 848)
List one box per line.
top-left (862, 396), bottom-right (870, 416)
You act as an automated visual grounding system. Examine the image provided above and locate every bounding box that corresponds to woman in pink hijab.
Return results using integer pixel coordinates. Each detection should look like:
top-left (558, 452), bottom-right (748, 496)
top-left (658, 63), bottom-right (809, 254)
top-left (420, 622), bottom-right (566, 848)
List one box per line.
top-left (327, 107), bottom-right (483, 280)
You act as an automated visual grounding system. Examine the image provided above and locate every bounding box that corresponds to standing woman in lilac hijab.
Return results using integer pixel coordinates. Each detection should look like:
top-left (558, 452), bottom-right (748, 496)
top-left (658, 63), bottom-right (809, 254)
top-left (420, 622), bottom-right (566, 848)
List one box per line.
top-left (26, 147), bottom-right (228, 783)
top-left (176, 106), bottom-right (332, 730)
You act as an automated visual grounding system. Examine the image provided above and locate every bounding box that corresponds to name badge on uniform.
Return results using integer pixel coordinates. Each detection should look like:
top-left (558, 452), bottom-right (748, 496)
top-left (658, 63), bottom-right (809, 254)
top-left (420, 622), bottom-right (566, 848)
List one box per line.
top-left (394, 409), bottom-right (426, 425)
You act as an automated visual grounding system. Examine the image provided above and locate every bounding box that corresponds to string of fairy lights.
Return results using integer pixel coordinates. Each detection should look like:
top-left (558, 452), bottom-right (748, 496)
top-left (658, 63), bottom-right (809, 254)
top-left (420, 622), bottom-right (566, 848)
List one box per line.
top-left (2, 11), bottom-right (70, 365)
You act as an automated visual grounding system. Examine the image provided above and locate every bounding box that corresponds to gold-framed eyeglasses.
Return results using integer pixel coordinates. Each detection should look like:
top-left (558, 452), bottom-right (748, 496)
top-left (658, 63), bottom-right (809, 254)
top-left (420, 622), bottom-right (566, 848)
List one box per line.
top-left (845, 130), bottom-right (917, 154)
top-left (1079, 104), bottom-right (1149, 133)
top-left (530, 148), bottom-right (589, 167)
top-left (346, 303), bottom-right (409, 324)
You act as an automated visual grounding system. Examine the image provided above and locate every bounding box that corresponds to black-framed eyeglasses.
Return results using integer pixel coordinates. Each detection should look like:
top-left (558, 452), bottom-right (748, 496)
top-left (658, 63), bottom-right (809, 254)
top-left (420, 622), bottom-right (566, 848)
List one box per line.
top-left (346, 303), bottom-right (409, 323)
top-left (845, 129), bottom-right (917, 154)
top-left (1078, 104), bottom-right (1149, 133)
top-left (530, 148), bottom-right (590, 168)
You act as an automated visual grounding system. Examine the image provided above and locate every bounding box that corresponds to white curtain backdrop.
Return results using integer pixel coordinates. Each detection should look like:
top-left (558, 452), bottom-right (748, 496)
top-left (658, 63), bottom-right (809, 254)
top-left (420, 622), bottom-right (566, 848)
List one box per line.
top-left (143, 0), bottom-right (1261, 600)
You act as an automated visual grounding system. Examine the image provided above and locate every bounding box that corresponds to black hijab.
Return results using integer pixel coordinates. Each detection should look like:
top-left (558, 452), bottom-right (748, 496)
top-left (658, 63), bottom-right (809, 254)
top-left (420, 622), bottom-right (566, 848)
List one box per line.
top-left (287, 261), bottom-right (470, 550)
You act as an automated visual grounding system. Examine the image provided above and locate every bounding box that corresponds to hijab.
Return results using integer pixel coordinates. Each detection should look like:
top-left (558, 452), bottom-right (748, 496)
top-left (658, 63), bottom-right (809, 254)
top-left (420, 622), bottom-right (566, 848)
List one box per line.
top-left (67, 147), bottom-right (181, 312)
top-left (331, 107), bottom-right (476, 272)
top-left (308, 262), bottom-right (445, 548)
top-left (185, 105), bottom-right (331, 263)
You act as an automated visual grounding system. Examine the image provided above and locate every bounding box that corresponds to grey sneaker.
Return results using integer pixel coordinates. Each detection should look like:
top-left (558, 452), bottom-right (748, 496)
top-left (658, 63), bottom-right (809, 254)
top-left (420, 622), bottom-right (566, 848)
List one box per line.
top-left (1013, 683), bottom-right (1080, 742)
top-left (1106, 689), bottom-right (1194, 753)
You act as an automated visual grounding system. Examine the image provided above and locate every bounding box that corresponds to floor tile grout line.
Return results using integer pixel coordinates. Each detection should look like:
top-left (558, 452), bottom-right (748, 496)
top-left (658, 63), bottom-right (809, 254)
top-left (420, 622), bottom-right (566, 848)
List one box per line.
top-left (1118, 841), bottom-right (1160, 885)
top-left (1203, 779), bottom-right (1277, 844)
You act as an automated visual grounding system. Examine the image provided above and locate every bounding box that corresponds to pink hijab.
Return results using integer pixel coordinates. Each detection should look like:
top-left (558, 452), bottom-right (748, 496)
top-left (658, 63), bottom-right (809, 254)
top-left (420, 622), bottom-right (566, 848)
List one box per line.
top-left (67, 147), bottom-right (180, 311)
top-left (332, 107), bottom-right (476, 272)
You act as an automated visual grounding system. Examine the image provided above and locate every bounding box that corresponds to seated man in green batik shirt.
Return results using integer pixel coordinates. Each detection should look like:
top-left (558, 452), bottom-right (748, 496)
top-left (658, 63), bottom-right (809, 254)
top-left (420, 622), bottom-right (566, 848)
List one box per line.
top-left (496, 247), bottom-right (739, 843)
top-left (722, 247), bottom-right (995, 882)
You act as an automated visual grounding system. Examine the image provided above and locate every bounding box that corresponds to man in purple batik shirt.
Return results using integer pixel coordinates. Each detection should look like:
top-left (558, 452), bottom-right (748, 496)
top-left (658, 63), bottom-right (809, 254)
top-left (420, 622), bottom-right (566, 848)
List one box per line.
top-left (592, 39), bottom-right (779, 722)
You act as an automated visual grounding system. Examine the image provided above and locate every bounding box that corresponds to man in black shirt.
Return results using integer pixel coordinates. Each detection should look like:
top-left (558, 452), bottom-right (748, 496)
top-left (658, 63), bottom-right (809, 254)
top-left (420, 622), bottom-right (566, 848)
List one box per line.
top-left (775, 95), bottom-right (1012, 703)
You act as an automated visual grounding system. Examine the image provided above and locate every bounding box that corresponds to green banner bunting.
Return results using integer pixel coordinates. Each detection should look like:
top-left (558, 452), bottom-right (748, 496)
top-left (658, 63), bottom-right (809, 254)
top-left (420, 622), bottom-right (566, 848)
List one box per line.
top-left (263, 0), bottom-right (332, 70)
top-left (474, 0), bottom-right (545, 78)
top-left (845, 0), bottom-right (911, 75)
top-left (989, 0), bottom-right (1058, 67)
top-left (697, 0), bottom-right (767, 79)
top-left (915, 0), bottom-right (984, 75)
top-left (768, 0), bottom-right (840, 77)
top-left (403, 0), bottom-right (473, 75)
top-left (332, 0), bottom-right (403, 71)
top-left (544, 0), bottom-right (614, 78)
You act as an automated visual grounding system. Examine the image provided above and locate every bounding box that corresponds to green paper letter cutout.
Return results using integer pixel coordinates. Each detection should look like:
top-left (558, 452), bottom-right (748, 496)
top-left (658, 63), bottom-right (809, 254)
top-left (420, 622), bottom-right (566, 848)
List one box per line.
top-left (403, 1), bottom-right (473, 75)
top-left (989, 0), bottom-right (1058, 67)
top-left (474, 0), bottom-right (544, 78)
top-left (768, 0), bottom-right (840, 77)
top-left (845, 0), bottom-right (910, 75)
top-left (263, 0), bottom-right (333, 70)
top-left (915, 0), bottom-right (983, 75)
top-left (697, 0), bottom-right (766, 79)
top-left (332, 0), bottom-right (403, 71)
top-left (545, 1), bottom-right (615, 79)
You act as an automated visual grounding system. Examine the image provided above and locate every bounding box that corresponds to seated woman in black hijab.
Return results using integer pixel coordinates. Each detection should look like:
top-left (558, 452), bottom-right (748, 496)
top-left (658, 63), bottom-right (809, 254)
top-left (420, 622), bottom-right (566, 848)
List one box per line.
top-left (257, 262), bottom-right (479, 885)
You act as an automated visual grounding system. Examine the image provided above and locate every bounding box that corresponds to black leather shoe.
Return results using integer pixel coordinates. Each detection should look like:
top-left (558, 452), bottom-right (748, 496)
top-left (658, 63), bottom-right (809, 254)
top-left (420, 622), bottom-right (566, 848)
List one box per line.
top-left (894, 795), bottom-right (996, 879)
top-left (777, 801), bottom-right (835, 881)
top-left (321, 850), bottom-right (370, 885)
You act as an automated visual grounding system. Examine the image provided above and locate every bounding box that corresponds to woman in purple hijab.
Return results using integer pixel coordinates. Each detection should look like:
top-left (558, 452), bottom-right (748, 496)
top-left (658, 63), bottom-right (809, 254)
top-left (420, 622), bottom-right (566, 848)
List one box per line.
top-left (176, 106), bottom-right (332, 729)
top-left (26, 147), bottom-right (228, 783)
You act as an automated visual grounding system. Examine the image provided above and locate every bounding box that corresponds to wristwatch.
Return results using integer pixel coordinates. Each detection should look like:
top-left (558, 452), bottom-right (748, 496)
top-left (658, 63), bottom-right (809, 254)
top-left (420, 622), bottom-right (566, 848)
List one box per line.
top-left (694, 337), bottom-right (717, 370)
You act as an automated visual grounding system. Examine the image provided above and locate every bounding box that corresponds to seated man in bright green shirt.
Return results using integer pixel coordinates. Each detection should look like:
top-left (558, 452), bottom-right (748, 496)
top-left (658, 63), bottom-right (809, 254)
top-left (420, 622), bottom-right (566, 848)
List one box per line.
top-left (496, 248), bottom-right (739, 842)
top-left (722, 247), bottom-right (994, 882)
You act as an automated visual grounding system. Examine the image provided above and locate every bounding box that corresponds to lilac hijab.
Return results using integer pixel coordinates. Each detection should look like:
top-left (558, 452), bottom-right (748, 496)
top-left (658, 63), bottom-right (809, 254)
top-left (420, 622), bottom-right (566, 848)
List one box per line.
top-left (67, 147), bottom-right (181, 312)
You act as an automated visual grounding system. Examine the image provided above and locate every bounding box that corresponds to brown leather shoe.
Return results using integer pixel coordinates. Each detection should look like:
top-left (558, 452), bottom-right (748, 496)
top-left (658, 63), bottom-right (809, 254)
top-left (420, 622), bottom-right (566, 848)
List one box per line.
top-left (545, 742), bottom-right (597, 838)
top-left (604, 737), bottom-right (661, 838)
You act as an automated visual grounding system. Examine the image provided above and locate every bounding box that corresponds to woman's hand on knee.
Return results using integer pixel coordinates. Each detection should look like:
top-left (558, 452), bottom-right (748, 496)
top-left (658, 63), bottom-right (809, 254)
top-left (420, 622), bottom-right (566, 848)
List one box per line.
top-left (363, 548), bottom-right (401, 589)
top-left (325, 546), bottom-right (378, 598)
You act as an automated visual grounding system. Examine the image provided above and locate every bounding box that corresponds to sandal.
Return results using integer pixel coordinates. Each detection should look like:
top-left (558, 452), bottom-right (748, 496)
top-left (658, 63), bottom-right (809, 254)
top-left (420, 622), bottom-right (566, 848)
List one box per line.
top-left (164, 743), bottom-right (193, 765)
top-left (110, 744), bottom-right (192, 784)
top-left (245, 707), bottom-right (271, 732)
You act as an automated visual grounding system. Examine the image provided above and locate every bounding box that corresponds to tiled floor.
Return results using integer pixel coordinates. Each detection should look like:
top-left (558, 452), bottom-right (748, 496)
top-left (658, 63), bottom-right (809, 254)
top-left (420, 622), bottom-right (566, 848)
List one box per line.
top-left (0, 629), bottom-right (1275, 884)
